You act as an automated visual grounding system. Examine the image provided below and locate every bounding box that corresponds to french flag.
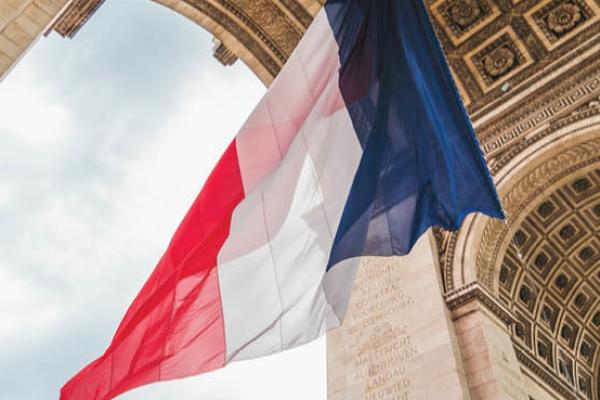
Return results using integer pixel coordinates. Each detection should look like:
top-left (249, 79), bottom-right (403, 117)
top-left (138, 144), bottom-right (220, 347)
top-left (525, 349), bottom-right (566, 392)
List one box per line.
top-left (61, 1), bottom-right (503, 399)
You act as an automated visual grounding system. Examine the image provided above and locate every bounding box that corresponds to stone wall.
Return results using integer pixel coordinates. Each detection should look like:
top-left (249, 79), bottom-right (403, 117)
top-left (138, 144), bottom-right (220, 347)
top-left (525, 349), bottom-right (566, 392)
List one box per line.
top-left (0, 0), bottom-right (70, 81)
top-left (328, 233), bottom-right (471, 400)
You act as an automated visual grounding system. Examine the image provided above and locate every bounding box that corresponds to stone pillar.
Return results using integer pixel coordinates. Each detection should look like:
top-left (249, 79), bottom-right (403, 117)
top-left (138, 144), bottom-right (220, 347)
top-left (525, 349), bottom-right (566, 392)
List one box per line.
top-left (0, 0), bottom-right (70, 81)
top-left (327, 232), bottom-right (470, 400)
top-left (446, 285), bottom-right (528, 400)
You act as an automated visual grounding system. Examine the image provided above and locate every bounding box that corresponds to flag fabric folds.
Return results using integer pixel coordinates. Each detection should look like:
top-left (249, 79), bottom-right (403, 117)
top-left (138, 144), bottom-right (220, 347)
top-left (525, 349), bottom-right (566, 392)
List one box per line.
top-left (61, 1), bottom-right (503, 399)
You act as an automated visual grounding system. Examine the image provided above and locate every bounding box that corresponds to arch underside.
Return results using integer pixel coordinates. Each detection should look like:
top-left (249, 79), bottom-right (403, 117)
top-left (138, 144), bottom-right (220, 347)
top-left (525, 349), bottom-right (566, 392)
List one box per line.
top-left (478, 122), bottom-right (600, 400)
top-left (440, 53), bottom-right (600, 400)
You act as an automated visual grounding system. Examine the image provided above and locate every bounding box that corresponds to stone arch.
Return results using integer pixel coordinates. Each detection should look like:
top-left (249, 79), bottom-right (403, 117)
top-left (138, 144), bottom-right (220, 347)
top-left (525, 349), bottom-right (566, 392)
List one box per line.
top-left (444, 114), bottom-right (600, 294)
top-left (52, 0), bottom-right (323, 85)
top-left (441, 112), bottom-right (600, 399)
top-left (497, 160), bottom-right (600, 399)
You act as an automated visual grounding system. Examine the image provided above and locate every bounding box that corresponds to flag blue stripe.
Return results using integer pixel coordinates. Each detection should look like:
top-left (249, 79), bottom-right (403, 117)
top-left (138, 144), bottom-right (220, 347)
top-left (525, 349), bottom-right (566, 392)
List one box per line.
top-left (324, 0), bottom-right (504, 269)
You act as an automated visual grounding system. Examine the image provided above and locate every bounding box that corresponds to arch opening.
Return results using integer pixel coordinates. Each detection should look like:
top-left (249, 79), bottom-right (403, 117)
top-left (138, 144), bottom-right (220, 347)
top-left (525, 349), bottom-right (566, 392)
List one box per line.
top-left (51, 0), bottom-right (324, 85)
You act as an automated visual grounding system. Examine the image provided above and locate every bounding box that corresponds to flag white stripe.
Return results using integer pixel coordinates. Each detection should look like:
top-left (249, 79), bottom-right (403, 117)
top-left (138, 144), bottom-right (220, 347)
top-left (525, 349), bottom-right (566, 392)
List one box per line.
top-left (217, 11), bottom-right (363, 363)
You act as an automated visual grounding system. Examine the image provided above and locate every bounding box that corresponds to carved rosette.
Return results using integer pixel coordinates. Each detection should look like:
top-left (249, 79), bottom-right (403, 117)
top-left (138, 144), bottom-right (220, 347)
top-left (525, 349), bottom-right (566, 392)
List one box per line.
top-left (464, 28), bottom-right (533, 92)
top-left (524, 0), bottom-right (600, 51)
top-left (449, 0), bottom-right (482, 27)
top-left (482, 46), bottom-right (516, 77)
top-left (547, 3), bottom-right (583, 34)
top-left (431, 0), bottom-right (500, 46)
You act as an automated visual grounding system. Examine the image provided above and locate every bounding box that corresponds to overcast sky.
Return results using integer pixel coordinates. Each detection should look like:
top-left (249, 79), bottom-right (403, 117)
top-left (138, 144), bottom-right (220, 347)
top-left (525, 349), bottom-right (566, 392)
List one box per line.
top-left (0, 1), bottom-right (325, 399)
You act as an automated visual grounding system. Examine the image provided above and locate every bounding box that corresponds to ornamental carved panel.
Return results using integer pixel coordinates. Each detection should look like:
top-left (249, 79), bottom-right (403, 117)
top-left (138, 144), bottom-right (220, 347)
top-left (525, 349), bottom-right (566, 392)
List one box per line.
top-left (524, 0), bottom-right (600, 50)
top-left (430, 0), bottom-right (501, 45)
top-left (425, 0), bottom-right (600, 115)
top-left (464, 27), bottom-right (534, 92)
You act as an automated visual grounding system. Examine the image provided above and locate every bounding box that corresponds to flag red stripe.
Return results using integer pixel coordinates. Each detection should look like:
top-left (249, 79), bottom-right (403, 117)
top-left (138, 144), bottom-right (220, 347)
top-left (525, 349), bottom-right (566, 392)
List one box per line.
top-left (61, 140), bottom-right (246, 400)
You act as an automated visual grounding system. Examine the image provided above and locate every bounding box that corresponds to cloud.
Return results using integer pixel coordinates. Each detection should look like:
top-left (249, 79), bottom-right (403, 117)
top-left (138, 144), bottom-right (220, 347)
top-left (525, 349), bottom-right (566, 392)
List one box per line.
top-left (0, 1), bottom-right (326, 399)
top-left (0, 79), bottom-right (73, 147)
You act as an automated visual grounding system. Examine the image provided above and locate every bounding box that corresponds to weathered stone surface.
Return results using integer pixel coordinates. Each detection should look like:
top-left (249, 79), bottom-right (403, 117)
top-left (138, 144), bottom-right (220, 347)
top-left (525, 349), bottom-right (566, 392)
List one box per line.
top-left (327, 233), bottom-right (470, 400)
top-left (451, 295), bottom-right (527, 399)
top-left (0, 0), bottom-right (70, 80)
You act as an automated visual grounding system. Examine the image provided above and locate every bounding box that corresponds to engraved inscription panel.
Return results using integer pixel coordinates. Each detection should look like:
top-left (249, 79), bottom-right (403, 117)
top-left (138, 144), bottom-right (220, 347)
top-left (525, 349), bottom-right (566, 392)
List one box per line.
top-left (327, 234), bottom-right (468, 400)
top-left (351, 264), bottom-right (416, 400)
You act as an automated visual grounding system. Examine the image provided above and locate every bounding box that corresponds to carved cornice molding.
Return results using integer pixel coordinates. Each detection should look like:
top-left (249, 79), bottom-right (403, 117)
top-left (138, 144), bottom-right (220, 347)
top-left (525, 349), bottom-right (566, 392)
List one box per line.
top-left (488, 103), bottom-right (600, 177)
top-left (212, 38), bottom-right (237, 66)
top-left (478, 52), bottom-right (600, 160)
top-left (51, 0), bottom-right (106, 38)
top-left (444, 282), bottom-right (514, 325)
